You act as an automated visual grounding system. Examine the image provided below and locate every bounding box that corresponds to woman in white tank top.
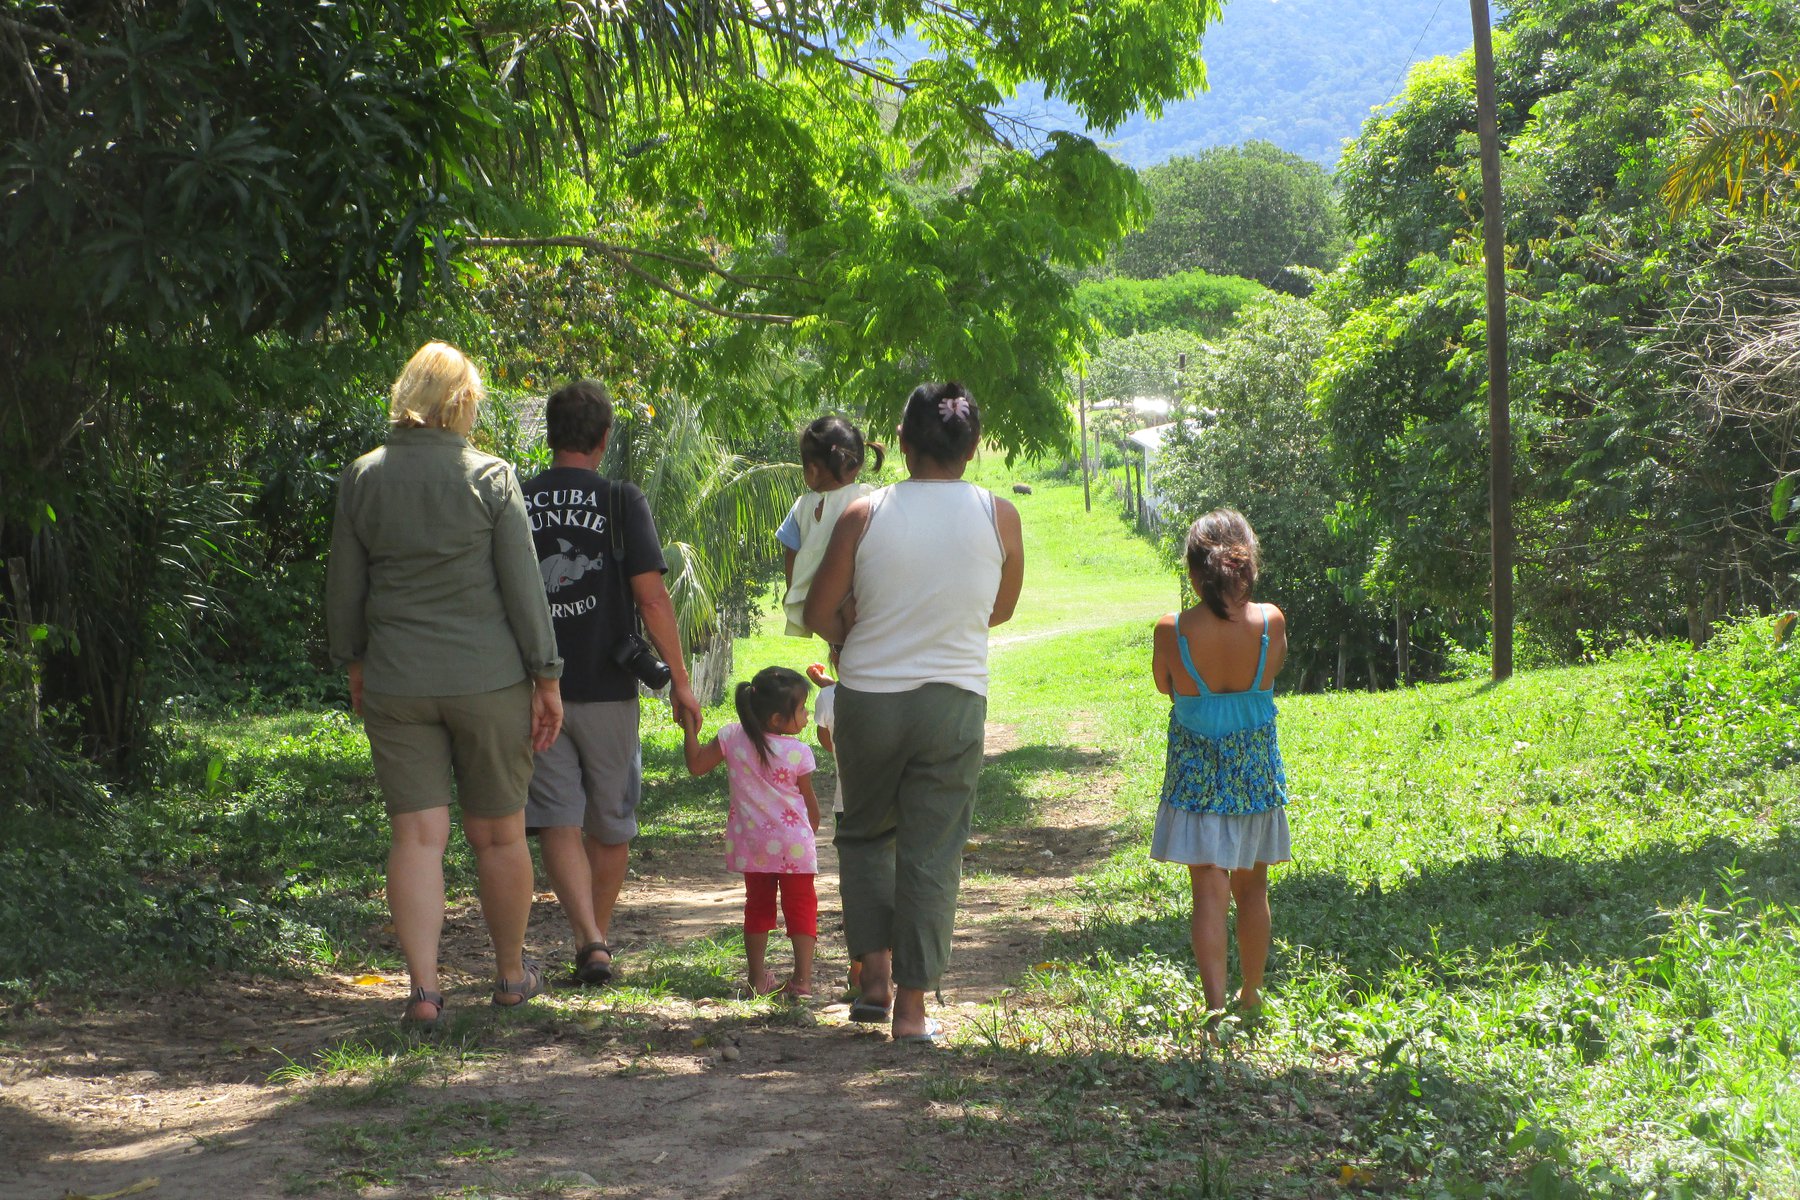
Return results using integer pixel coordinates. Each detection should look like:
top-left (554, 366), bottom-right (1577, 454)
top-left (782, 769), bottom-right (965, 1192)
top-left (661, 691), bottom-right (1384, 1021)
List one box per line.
top-left (806, 383), bottom-right (1025, 1043)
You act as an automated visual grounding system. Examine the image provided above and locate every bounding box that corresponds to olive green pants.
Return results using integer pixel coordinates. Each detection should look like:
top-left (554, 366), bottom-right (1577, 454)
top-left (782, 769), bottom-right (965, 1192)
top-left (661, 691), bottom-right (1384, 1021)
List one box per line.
top-left (832, 683), bottom-right (986, 991)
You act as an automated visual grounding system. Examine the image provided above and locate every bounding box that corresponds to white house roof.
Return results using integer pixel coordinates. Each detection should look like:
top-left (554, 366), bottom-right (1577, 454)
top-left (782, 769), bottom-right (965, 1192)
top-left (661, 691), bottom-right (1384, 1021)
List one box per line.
top-left (1128, 422), bottom-right (1177, 451)
top-left (1127, 415), bottom-right (1215, 451)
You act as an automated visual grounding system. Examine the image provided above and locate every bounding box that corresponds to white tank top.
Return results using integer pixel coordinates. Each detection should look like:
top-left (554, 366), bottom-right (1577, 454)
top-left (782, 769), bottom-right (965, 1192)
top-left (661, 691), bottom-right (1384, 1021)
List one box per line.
top-left (838, 479), bottom-right (1004, 696)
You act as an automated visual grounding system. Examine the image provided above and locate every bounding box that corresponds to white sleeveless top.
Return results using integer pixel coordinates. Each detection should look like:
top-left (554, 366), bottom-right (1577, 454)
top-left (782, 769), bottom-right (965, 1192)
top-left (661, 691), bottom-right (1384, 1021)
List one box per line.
top-left (838, 480), bottom-right (1004, 696)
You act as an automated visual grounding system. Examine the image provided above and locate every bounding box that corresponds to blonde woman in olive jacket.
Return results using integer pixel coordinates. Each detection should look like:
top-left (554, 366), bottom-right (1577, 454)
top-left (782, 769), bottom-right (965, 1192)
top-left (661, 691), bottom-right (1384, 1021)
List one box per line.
top-left (327, 342), bottom-right (563, 1028)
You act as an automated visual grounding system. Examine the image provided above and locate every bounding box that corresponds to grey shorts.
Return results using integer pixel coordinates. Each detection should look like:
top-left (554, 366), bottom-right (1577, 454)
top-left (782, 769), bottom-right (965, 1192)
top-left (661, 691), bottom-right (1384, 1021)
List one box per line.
top-left (361, 681), bottom-right (534, 819)
top-left (525, 699), bottom-right (642, 843)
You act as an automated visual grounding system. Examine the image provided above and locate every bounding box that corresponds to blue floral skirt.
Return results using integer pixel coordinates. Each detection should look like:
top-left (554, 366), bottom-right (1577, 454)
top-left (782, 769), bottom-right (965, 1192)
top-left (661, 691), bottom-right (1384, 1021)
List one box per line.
top-left (1151, 803), bottom-right (1291, 870)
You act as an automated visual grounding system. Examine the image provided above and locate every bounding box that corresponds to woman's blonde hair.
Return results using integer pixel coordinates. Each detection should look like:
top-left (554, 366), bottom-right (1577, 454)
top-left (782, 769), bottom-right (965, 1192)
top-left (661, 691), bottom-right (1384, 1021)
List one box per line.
top-left (389, 341), bottom-right (484, 434)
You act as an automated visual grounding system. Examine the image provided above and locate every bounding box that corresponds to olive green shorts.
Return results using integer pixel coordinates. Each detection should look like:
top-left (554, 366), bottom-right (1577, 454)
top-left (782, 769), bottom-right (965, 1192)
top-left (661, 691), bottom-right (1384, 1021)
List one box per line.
top-left (361, 681), bottom-right (534, 818)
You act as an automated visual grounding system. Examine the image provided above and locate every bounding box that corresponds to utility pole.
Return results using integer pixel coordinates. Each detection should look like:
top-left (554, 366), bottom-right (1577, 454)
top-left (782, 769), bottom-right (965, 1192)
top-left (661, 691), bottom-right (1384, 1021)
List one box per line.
top-left (1471, 0), bottom-right (1514, 681)
top-left (1079, 372), bottom-right (1091, 513)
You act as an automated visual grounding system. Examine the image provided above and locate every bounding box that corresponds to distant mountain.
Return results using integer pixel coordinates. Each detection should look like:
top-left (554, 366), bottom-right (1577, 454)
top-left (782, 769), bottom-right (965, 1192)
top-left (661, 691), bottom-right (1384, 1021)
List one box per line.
top-left (1005, 0), bottom-right (1474, 167)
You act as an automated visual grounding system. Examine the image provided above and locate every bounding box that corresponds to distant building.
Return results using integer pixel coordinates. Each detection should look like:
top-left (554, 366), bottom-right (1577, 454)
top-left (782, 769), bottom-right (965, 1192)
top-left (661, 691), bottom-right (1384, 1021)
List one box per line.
top-left (1127, 415), bottom-right (1214, 529)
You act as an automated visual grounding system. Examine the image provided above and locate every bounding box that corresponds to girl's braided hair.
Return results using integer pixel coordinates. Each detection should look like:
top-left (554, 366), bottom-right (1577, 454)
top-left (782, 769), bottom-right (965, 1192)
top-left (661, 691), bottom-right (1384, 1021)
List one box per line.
top-left (1184, 509), bottom-right (1260, 619)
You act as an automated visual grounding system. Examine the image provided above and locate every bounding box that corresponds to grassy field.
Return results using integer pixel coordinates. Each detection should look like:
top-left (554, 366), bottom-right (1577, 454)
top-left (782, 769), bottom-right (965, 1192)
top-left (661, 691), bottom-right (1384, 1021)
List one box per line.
top-left (5, 475), bottom-right (1798, 1198)
top-left (711, 475), bottom-right (1800, 1198)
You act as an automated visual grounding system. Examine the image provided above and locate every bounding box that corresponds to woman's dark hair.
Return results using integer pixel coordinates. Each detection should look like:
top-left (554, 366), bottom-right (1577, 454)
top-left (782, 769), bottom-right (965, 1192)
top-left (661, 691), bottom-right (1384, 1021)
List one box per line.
top-left (899, 381), bottom-right (981, 465)
top-left (734, 666), bottom-right (811, 765)
top-left (1184, 509), bottom-right (1261, 619)
top-left (546, 379), bottom-right (614, 453)
top-left (800, 415), bottom-right (885, 484)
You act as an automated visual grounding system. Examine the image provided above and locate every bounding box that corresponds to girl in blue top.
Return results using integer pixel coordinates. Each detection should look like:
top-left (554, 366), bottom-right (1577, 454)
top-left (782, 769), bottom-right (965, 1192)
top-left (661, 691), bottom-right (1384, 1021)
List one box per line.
top-left (1150, 509), bottom-right (1290, 1015)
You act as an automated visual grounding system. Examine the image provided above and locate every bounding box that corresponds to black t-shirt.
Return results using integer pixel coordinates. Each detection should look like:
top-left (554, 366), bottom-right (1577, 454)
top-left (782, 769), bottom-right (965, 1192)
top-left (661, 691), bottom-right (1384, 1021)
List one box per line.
top-left (522, 467), bottom-right (667, 703)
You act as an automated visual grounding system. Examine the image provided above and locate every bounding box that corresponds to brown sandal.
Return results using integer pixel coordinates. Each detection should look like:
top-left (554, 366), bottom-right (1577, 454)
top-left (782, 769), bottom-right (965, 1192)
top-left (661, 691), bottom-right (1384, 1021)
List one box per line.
top-left (401, 986), bottom-right (445, 1032)
top-left (573, 941), bottom-right (613, 986)
top-left (492, 959), bottom-right (545, 1008)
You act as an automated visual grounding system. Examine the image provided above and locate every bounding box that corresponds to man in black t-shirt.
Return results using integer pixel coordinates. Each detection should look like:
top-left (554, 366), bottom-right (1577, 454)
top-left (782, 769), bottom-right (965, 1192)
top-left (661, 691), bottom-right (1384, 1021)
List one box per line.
top-left (523, 380), bottom-right (702, 985)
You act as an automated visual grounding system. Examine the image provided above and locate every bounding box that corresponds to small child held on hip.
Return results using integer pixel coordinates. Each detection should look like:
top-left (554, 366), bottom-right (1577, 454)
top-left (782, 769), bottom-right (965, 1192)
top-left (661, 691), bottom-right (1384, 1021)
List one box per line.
top-left (1149, 510), bottom-right (1291, 1018)
top-left (778, 416), bottom-right (885, 638)
top-left (683, 666), bottom-right (822, 998)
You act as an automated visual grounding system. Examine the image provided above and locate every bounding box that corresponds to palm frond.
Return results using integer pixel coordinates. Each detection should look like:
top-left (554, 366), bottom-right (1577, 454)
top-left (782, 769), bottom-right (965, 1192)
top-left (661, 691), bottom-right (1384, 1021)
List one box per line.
top-left (614, 392), bottom-right (800, 647)
top-left (486, 0), bottom-right (836, 176)
top-left (1665, 70), bottom-right (1800, 218)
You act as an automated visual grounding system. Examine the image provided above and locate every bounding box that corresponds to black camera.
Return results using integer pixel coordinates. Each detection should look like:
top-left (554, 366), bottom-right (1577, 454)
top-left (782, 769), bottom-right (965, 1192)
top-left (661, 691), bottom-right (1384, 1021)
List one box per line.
top-left (612, 631), bottom-right (672, 690)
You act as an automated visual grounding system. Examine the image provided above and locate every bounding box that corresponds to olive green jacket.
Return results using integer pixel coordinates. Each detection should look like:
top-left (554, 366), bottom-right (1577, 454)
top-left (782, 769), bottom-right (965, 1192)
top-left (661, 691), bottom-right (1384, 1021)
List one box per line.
top-left (326, 427), bottom-right (563, 695)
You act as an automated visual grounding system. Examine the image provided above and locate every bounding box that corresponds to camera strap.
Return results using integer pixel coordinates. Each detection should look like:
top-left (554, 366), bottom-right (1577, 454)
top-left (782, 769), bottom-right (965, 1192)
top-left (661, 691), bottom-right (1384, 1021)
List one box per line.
top-left (606, 479), bottom-right (646, 638)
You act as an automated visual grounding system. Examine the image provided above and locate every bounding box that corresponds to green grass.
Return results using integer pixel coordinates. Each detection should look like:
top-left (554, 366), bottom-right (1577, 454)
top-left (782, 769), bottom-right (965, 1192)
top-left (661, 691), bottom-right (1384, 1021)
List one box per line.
top-left (303, 1096), bottom-right (544, 1191)
top-left (936, 521), bottom-right (1800, 1199)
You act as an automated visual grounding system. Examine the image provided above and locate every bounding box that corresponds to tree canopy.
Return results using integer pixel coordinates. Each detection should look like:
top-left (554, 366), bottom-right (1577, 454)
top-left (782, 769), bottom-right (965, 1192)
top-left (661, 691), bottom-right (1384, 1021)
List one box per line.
top-left (1108, 141), bottom-right (1348, 292)
top-left (1312, 0), bottom-right (1800, 652)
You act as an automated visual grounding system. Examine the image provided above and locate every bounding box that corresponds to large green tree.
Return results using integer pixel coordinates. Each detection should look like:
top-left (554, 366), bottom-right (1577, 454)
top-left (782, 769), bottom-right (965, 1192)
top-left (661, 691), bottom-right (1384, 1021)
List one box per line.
top-left (1109, 140), bottom-right (1348, 292)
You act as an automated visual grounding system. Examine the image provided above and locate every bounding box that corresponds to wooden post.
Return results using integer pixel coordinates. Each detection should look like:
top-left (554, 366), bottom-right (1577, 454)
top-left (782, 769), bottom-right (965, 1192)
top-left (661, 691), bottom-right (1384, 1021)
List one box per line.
top-left (1471, 0), bottom-right (1514, 681)
top-left (1396, 608), bottom-right (1411, 685)
top-left (1079, 373), bottom-right (1091, 514)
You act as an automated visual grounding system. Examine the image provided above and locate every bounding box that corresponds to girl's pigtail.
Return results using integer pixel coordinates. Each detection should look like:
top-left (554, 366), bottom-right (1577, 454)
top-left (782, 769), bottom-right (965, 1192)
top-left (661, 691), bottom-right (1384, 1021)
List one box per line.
top-left (734, 680), bottom-right (771, 766)
top-left (864, 441), bottom-right (886, 473)
top-left (801, 415), bottom-right (882, 485)
top-left (734, 667), bottom-right (811, 766)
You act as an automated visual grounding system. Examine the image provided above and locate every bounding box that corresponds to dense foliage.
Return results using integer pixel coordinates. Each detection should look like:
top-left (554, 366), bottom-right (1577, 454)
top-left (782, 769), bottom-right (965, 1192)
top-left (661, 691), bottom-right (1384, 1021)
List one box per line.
top-left (1, 0), bottom-right (1228, 789)
top-left (1305, 0), bottom-right (1800, 658)
top-left (1092, 0), bottom-right (1800, 688)
top-left (1076, 268), bottom-right (1265, 339)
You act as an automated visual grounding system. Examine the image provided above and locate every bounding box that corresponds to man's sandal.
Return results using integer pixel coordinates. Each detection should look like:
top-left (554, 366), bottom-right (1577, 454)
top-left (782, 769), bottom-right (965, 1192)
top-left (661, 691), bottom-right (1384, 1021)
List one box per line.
top-left (574, 941), bottom-right (614, 986)
top-left (492, 959), bottom-right (546, 1008)
top-left (401, 986), bottom-right (445, 1032)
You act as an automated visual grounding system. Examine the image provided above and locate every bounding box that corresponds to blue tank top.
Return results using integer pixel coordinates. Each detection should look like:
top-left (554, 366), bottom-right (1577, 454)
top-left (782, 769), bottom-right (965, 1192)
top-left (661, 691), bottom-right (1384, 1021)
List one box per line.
top-left (1161, 605), bottom-right (1288, 815)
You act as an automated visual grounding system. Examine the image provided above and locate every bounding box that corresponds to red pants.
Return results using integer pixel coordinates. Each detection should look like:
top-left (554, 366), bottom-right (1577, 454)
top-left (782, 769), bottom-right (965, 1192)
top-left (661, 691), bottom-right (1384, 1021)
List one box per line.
top-left (743, 872), bottom-right (818, 938)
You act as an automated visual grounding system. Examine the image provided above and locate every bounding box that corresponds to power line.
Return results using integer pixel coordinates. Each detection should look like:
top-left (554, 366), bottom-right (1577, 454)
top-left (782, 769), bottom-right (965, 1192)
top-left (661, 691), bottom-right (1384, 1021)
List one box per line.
top-left (1383, 0), bottom-right (1450, 112)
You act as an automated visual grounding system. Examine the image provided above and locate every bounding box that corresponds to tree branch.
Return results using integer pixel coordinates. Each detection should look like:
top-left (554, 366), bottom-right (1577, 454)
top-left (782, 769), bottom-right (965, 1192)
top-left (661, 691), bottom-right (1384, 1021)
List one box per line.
top-left (739, 14), bottom-right (1056, 149)
top-left (464, 235), bottom-right (800, 324)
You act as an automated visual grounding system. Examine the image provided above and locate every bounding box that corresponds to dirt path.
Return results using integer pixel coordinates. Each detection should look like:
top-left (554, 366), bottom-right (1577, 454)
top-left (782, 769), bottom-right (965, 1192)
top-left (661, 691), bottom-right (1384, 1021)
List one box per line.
top-left (0, 723), bottom-right (1121, 1200)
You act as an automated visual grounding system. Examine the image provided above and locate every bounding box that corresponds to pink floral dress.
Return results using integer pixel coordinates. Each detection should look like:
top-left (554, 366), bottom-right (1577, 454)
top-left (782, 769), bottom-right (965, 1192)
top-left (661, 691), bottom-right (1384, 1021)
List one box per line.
top-left (718, 723), bottom-right (817, 874)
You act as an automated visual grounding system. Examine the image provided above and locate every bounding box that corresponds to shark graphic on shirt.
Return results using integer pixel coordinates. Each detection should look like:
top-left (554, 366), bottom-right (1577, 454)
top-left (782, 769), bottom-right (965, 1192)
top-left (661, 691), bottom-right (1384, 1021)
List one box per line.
top-left (540, 540), bottom-right (598, 594)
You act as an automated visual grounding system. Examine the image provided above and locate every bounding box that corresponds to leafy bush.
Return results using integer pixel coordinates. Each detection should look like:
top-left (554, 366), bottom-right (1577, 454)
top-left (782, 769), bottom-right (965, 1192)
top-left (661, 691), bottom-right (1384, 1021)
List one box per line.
top-left (1077, 269), bottom-right (1265, 339)
top-left (0, 710), bottom-right (395, 1001)
top-left (1621, 614), bottom-right (1800, 795)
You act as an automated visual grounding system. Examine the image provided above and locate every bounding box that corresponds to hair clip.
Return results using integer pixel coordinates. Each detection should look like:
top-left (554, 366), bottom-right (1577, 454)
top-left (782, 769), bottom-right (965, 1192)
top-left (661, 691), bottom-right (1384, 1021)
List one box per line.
top-left (938, 396), bottom-right (970, 422)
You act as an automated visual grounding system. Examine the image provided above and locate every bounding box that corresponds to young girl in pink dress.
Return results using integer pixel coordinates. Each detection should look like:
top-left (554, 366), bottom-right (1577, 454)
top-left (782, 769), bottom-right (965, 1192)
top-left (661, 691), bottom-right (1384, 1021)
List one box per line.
top-left (683, 667), bottom-right (821, 997)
